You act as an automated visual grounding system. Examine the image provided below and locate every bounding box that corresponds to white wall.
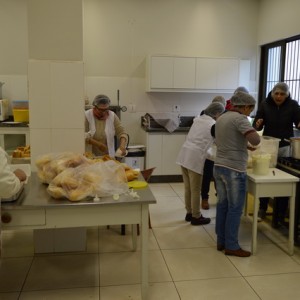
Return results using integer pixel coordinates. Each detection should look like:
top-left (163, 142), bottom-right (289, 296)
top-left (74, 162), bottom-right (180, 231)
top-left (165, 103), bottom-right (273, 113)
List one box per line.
top-left (83, 0), bottom-right (260, 143)
top-left (258, 0), bottom-right (300, 45)
top-left (0, 0), bottom-right (263, 144)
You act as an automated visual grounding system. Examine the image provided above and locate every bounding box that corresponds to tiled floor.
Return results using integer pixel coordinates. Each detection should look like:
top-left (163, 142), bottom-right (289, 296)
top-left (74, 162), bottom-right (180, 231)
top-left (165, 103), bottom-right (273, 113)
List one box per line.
top-left (1, 182), bottom-right (300, 299)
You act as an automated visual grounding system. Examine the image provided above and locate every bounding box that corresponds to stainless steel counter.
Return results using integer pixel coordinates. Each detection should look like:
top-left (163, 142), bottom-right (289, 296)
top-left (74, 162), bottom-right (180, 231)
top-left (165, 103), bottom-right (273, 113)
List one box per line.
top-left (1, 173), bottom-right (156, 300)
top-left (1, 173), bottom-right (156, 209)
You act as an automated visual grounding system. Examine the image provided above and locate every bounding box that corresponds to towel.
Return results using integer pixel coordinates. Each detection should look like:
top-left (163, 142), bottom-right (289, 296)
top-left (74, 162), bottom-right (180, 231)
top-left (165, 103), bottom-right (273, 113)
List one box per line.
top-left (147, 113), bottom-right (180, 133)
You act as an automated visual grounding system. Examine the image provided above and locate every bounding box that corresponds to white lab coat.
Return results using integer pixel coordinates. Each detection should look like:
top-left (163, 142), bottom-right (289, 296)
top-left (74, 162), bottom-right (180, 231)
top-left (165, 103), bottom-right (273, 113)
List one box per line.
top-left (176, 115), bottom-right (215, 174)
top-left (0, 147), bottom-right (21, 199)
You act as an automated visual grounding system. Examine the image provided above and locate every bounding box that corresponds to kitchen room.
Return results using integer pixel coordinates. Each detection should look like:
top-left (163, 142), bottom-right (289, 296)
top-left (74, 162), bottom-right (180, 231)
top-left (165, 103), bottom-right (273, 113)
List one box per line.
top-left (1, 0), bottom-right (300, 299)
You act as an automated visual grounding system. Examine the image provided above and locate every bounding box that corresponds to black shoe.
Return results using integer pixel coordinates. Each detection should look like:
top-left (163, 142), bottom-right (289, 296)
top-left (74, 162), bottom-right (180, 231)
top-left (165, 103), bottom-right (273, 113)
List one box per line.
top-left (185, 213), bottom-right (192, 222)
top-left (217, 244), bottom-right (225, 251)
top-left (191, 215), bottom-right (211, 225)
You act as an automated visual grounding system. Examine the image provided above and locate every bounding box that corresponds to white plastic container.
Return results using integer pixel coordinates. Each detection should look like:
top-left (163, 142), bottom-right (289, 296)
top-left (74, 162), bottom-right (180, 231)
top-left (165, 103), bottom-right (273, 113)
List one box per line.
top-left (252, 153), bottom-right (271, 175)
top-left (251, 136), bottom-right (280, 168)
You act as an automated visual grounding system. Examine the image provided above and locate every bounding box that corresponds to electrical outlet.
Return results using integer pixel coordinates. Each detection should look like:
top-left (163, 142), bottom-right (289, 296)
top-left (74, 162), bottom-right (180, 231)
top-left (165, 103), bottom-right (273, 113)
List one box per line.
top-left (129, 104), bottom-right (136, 113)
top-left (173, 105), bottom-right (180, 112)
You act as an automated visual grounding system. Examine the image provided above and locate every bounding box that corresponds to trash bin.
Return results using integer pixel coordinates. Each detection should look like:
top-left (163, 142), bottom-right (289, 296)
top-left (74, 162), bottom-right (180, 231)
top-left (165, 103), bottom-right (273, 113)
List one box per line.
top-left (123, 145), bottom-right (146, 170)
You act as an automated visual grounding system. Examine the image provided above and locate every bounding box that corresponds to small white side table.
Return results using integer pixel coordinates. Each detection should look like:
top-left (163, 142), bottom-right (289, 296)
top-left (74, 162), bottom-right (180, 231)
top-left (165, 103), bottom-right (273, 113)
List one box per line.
top-left (246, 168), bottom-right (299, 255)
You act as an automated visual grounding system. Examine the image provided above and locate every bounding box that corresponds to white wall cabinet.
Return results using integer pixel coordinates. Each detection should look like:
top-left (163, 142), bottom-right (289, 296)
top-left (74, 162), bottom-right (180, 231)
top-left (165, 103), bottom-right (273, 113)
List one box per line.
top-left (173, 57), bottom-right (196, 89)
top-left (147, 55), bottom-right (240, 92)
top-left (143, 132), bottom-right (187, 175)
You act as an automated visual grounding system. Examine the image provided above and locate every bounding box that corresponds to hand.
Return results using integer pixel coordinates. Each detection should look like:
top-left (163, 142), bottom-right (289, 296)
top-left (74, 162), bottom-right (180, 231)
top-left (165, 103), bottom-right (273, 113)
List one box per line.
top-left (255, 118), bottom-right (264, 128)
top-left (88, 138), bottom-right (108, 153)
top-left (115, 147), bottom-right (127, 157)
top-left (14, 169), bottom-right (27, 182)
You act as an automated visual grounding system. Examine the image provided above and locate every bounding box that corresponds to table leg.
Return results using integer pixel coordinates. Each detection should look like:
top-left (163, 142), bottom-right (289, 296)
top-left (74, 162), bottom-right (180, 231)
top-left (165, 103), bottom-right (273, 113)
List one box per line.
top-left (132, 224), bottom-right (137, 251)
top-left (252, 195), bottom-right (259, 255)
top-left (141, 204), bottom-right (149, 300)
top-left (288, 185), bottom-right (296, 255)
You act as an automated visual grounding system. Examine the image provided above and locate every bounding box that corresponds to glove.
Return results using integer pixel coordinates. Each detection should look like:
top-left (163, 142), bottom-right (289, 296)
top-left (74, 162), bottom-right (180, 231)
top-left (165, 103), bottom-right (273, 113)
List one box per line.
top-left (115, 148), bottom-right (128, 158)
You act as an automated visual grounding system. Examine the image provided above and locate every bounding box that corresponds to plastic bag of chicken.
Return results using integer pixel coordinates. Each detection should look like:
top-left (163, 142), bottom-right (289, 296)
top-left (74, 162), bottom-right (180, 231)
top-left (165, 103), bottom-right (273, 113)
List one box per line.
top-left (35, 152), bottom-right (89, 184)
top-left (47, 160), bottom-right (129, 201)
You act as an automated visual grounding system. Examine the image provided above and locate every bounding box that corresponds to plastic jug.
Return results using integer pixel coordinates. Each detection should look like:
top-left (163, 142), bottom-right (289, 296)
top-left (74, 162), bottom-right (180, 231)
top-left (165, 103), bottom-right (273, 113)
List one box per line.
top-left (250, 136), bottom-right (280, 168)
top-left (252, 153), bottom-right (271, 175)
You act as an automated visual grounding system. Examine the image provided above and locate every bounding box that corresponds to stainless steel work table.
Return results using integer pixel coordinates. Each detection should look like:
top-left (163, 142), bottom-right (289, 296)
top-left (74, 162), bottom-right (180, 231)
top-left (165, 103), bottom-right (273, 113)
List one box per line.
top-left (246, 168), bottom-right (299, 255)
top-left (0, 173), bottom-right (156, 300)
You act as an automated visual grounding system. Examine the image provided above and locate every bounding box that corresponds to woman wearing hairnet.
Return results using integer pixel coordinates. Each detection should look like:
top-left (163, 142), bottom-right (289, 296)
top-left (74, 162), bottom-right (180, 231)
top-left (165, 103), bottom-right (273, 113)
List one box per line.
top-left (85, 95), bottom-right (128, 157)
top-left (176, 102), bottom-right (225, 225)
top-left (214, 92), bottom-right (260, 257)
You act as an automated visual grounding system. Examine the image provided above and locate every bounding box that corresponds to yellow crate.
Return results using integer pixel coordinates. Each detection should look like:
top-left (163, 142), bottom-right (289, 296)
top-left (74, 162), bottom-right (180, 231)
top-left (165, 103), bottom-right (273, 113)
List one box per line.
top-left (13, 109), bottom-right (29, 122)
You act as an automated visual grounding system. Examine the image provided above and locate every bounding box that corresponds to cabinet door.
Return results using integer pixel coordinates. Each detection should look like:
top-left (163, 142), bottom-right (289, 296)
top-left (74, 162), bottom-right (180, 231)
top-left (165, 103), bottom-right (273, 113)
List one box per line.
top-left (146, 134), bottom-right (163, 175)
top-left (162, 134), bottom-right (186, 175)
top-left (173, 57), bottom-right (196, 89)
top-left (150, 56), bottom-right (173, 88)
top-left (216, 58), bottom-right (239, 90)
top-left (195, 58), bottom-right (217, 89)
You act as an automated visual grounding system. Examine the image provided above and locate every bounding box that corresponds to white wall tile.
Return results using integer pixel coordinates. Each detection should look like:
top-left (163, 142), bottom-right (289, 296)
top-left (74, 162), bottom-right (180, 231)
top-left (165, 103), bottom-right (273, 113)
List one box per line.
top-left (50, 62), bottom-right (84, 129)
top-left (30, 128), bottom-right (52, 171)
top-left (51, 128), bottom-right (85, 153)
top-left (28, 60), bottom-right (52, 128)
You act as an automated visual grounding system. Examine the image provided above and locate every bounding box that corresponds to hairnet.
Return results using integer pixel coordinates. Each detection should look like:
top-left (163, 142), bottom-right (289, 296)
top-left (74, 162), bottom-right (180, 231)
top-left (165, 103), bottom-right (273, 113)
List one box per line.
top-left (212, 95), bottom-right (226, 106)
top-left (204, 102), bottom-right (225, 118)
top-left (231, 92), bottom-right (256, 106)
top-left (92, 94), bottom-right (111, 106)
top-left (272, 82), bottom-right (289, 95)
top-left (234, 86), bottom-right (249, 94)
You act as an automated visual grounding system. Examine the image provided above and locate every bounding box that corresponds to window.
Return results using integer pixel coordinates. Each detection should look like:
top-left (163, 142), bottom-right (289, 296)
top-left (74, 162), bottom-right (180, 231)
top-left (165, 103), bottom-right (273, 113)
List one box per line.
top-left (259, 35), bottom-right (300, 103)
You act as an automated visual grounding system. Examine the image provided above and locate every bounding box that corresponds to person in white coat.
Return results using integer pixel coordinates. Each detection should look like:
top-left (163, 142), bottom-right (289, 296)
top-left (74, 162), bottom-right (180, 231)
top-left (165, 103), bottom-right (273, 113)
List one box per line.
top-left (0, 147), bottom-right (27, 199)
top-left (176, 102), bottom-right (225, 225)
top-left (85, 94), bottom-right (128, 157)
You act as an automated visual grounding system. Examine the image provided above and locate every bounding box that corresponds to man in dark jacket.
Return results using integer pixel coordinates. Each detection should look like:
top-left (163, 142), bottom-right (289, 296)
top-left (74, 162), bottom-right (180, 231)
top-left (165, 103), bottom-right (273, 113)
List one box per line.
top-left (253, 82), bottom-right (300, 224)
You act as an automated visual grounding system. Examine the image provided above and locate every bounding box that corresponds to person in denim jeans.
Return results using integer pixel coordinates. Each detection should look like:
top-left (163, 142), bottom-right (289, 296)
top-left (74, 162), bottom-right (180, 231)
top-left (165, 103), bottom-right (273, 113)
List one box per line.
top-left (214, 92), bottom-right (260, 257)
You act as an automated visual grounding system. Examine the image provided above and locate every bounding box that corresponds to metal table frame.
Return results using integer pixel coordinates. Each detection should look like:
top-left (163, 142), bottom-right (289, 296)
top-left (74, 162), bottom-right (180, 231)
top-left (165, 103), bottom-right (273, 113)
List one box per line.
top-left (1, 174), bottom-right (156, 300)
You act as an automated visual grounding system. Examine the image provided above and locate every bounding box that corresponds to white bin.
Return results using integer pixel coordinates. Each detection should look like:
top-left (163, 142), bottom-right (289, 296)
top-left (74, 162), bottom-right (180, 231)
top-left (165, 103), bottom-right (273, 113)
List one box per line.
top-left (123, 145), bottom-right (146, 170)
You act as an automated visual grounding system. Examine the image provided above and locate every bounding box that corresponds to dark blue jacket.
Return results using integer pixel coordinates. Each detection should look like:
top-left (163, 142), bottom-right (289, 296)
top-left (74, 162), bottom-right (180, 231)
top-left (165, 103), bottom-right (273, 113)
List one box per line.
top-left (253, 92), bottom-right (300, 147)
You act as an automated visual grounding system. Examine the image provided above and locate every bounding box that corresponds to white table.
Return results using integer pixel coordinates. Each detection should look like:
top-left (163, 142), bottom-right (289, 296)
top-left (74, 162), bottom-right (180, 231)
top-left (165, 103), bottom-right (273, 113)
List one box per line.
top-left (246, 168), bottom-right (299, 255)
top-left (1, 174), bottom-right (156, 300)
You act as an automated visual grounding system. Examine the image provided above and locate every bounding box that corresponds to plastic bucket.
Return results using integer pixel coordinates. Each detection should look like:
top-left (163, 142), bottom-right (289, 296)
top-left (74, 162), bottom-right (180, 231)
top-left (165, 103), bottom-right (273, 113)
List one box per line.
top-left (251, 136), bottom-right (280, 167)
top-left (252, 153), bottom-right (271, 175)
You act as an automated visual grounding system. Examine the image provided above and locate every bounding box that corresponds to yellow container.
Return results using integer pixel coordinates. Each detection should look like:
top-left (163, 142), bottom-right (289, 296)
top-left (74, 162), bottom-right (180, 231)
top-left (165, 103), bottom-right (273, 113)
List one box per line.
top-left (13, 109), bottom-right (29, 122)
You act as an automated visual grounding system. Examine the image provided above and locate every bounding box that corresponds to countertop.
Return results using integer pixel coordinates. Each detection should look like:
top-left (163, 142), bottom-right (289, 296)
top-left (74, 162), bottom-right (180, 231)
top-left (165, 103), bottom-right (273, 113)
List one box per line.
top-left (141, 126), bottom-right (190, 133)
top-left (0, 116), bottom-right (29, 127)
top-left (2, 173), bottom-right (156, 210)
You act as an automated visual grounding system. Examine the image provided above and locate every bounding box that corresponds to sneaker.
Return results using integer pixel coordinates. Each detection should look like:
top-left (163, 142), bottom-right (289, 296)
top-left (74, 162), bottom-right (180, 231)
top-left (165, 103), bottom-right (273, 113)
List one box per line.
top-left (201, 199), bottom-right (210, 210)
top-left (217, 244), bottom-right (225, 251)
top-left (191, 215), bottom-right (211, 225)
top-left (258, 209), bottom-right (266, 220)
top-left (185, 213), bottom-right (192, 222)
top-left (225, 248), bottom-right (251, 257)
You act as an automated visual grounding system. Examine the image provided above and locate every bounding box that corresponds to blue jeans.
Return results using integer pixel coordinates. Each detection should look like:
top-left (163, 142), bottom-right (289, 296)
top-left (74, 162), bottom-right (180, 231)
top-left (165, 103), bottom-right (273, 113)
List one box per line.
top-left (214, 166), bottom-right (246, 250)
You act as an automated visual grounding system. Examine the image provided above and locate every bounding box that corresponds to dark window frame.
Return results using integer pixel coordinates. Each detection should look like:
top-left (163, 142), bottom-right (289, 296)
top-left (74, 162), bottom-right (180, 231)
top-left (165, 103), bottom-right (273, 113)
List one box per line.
top-left (259, 34), bottom-right (300, 103)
